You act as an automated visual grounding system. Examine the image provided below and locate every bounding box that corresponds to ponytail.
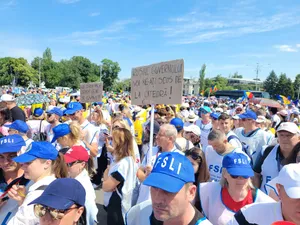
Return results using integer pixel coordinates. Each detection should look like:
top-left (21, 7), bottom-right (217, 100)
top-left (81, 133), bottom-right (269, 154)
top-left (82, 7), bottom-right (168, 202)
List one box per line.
top-left (52, 152), bottom-right (68, 178)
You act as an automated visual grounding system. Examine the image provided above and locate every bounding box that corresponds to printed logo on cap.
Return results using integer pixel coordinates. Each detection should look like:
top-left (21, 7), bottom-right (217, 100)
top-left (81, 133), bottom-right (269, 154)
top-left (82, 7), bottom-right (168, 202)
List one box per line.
top-left (0, 138), bottom-right (14, 145)
top-left (233, 158), bottom-right (248, 165)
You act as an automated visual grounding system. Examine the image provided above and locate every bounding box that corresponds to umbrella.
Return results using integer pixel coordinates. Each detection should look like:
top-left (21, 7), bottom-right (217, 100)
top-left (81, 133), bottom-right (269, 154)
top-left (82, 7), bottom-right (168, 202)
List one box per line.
top-left (16, 94), bottom-right (50, 106)
top-left (249, 98), bottom-right (282, 108)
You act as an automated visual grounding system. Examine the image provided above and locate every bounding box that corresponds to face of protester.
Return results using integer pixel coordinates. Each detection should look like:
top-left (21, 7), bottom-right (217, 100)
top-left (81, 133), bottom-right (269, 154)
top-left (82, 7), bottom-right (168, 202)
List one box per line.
top-left (233, 119), bottom-right (240, 128)
top-left (211, 118), bottom-right (219, 130)
top-left (0, 152), bottom-right (20, 173)
top-left (69, 110), bottom-right (83, 122)
top-left (67, 161), bottom-right (85, 178)
top-left (46, 113), bottom-right (56, 124)
top-left (21, 159), bottom-right (52, 182)
top-left (156, 128), bottom-right (172, 150)
top-left (112, 121), bottom-right (123, 130)
top-left (223, 170), bottom-right (249, 189)
top-left (150, 184), bottom-right (196, 222)
top-left (8, 129), bottom-right (19, 135)
top-left (276, 184), bottom-right (300, 224)
top-left (241, 118), bottom-right (255, 130)
top-left (91, 112), bottom-right (99, 122)
top-left (187, 156), bottom-right (199, 174)
top-left (208, 139), bottom-right (226, 154)
top-left (184, 132), bottom-right (200, 145)
top-left (200, 110), bottom-right (210, 121)
top-left (277, 131), bottom-right (300, 151)
top-left (39, 204), bottom-right (84, 225)
top-left (219, 119), bottom-right (232, 134)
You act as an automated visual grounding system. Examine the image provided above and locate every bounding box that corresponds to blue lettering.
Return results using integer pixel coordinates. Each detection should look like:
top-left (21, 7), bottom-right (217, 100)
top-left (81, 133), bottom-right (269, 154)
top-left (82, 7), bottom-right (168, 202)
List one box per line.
top-left (266, 176), bottom-right (272, 184)
top-left (209, 165), bottom-right (213, 171)
top-left (214, 166), bottom-right (219, 173)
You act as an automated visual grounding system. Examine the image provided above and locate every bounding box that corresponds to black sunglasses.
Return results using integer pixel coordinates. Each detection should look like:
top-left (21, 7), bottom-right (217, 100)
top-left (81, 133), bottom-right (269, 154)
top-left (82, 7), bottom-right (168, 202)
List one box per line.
top-left (230, 175), bottom-right (249, 179)
top-left (185, 149), bottom-right (202, 164)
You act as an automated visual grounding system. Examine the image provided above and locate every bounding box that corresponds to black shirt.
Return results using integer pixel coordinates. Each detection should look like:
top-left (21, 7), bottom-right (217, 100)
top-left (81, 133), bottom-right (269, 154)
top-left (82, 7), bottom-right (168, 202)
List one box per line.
top-left (150, 206), bottom-right (206, 225)
top-left (10, 106), bottom-right (26, 122)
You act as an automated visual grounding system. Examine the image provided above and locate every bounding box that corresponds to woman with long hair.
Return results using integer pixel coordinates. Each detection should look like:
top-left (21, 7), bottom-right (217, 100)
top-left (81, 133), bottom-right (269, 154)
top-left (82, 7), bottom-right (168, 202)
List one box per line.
top-left (199, 152), bottom-right (274, 225)
top-left (103, 128), bottom-right (138, 225)
top-left (7, 142), bottom-right (68, 224)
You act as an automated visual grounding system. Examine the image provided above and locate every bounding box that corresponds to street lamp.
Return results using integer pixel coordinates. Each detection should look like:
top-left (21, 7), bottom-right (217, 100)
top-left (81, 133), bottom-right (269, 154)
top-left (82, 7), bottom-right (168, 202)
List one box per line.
top-left (99, 64), bottom-right (102, 82)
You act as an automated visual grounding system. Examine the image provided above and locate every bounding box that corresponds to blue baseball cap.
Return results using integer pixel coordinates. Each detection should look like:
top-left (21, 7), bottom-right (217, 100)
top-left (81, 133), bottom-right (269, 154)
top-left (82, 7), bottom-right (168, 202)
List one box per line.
top-left (170, 118), bottom-right (184, 131)
top-left (29, 178), bottom-right (86, 210)
top-left (143, 152), bottom-right (195, 193)
top-left (199, 106), bottom-right (212, 113)
top-left (238, 110), bottom-right (257, 120)
top-left (64, 102), bottom-right (83, 115)
top-left (13, 142), bottom-right (58, 163)
top-left (33, 108), bottom-right (44, 117)
top-left (210, 112), bottom-right (220, 120)
top-left (46, 107), bottom-right (63, 117)
top-left (51, 124), bottom-right (71, 143)
top-left (0, 134), bottom-right (26, 153)
top-left (4, 120), bottom-right (29, 133)
top-left (222, 152), bottom-right (254, 178)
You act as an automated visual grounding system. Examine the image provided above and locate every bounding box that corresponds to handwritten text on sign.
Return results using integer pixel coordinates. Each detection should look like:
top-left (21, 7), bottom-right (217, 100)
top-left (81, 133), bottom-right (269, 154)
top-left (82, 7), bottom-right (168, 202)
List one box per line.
top-left (131, 59), bottom-right (184, 105)
top-left (80, 82), bottom-right (103, 103)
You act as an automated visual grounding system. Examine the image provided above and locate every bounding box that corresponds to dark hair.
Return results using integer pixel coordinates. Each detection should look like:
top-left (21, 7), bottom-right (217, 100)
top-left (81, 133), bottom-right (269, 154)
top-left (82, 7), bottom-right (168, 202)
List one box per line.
top-left (269, 107), bottom-right (278, 115)
top-left (284, 142), bottom-right (300, 164)
top-left (218, 113), bottom-right (231, 121)
top-left (0, 107), bottom-right (11, 125)
top-left (52, 153), bottom-right (68, 178)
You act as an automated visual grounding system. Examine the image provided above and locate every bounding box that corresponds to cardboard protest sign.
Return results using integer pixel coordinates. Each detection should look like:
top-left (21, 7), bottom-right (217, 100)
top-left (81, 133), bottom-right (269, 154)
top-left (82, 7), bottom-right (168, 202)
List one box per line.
top-left (131, 59), bottom-right (184, 105)
top-left (80, 82), bottom-right (103, 103)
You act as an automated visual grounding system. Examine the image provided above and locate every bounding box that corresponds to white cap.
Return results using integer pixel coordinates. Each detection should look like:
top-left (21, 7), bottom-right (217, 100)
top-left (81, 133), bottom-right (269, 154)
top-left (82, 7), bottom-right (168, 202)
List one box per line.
top-left (0, 94), bottom-right (15, 102)
top-left (277, 163), bottom-right (300, 199)
top-left (277, 122), bottom-right (300, 134)
top-left (186, 112), bottom-right (198, 122)
top-left (255, 104), bottom-right (262, 109)
top-left (184, 125), bottom-right (201, 136)
top-left (181, 103), bottom-right (189, 108)
top-left (232, 115), bottom-right (240, 120)
top-left (256, 116), bottom-right (266, 123)
top-left (215, 107), bottom-right (223, 113)
top-left (277, 110), bottom-right (288, 116)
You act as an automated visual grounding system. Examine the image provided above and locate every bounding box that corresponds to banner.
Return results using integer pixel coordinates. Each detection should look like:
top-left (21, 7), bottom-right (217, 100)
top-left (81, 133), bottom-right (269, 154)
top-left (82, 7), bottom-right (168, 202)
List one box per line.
top-left (131, 59), bottom-right (184, 105)
top-left (80, 82), bottom-right (103, 103)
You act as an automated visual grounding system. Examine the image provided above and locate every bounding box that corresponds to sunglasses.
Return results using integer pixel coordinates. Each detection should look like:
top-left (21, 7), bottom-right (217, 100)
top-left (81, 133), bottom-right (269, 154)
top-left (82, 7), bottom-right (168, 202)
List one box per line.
top-left (241, 118), bottom-right (252, 121)
top-left (185, 149), bottom-right (202, 163)
top-left (34, 204), bottom-right (78, 220)
top-left (230, 175), bottom-right (249, 179)
top-left (47, 113), bottom-right (53, 117)
top-left (210, 117), bottom-right (218, 121)
top-left (200, 110), bottom-right (209, 114)
top-left (67, 161), bottom-right (80, 167)
top-left (112, 125), bottom-right (120, 130)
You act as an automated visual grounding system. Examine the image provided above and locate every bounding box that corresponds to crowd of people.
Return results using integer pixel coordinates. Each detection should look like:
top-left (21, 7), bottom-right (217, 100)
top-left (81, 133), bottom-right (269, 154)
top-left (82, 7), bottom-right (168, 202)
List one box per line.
top-left (0, 88), bottom-right (299, 225)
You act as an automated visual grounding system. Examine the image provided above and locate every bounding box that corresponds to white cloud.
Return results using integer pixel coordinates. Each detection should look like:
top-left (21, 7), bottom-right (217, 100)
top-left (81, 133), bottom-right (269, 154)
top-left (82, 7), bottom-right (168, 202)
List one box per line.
top-left (229, 53), bottom-right (275, 58)
top-left (89, 12), bottom-right (100, 17)
top-left (297, 44), bottom-right (300, 48)
top-left (58, 0), bottom-right (80, 4)
top-left (274, 45), bottom-right (298, 52)
top-left (154, 9), bottom-right (300, 45)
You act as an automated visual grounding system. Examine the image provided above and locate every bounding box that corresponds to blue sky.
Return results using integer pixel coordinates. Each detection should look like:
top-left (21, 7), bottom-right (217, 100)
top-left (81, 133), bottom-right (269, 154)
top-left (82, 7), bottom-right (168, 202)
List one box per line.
top-left (0, 0), bottom-right (300, 81)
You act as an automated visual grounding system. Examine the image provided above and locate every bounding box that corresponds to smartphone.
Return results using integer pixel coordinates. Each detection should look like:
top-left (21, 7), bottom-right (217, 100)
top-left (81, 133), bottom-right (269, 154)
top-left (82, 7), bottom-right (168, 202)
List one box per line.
top-left (1, 196), bottom-right (9, 202)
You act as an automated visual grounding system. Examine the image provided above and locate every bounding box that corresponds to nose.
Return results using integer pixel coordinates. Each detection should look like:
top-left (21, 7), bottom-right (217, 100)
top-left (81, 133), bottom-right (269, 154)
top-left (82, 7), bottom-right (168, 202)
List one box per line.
top-left (40, 213), bottom-right (55, 225)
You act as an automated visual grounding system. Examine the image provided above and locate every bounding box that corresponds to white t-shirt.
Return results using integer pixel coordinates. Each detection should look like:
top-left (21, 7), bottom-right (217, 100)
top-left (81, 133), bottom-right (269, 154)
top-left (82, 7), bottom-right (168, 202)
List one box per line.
top-left (227, 202), bottom-right (284, 225)
top-left (272, 114), bottom-right (281, 128)
top-left (195, 120), bottom-right (212, 152)
top-left (226, 131), bottom-right (242, 149)
top-left (27, 120), bottom-right (49, 137)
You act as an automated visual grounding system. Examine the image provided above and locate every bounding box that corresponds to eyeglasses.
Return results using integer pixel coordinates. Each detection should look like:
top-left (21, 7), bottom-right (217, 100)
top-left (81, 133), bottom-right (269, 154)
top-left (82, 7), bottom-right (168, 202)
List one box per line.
top-left (185, 149), bottom-right (202, 163)
top-left (112, 125), bottom-right (120, 130)
top-left (230, 175), bottom-right (249, 179)
top-left (34, 204), bottom-right (78, 220)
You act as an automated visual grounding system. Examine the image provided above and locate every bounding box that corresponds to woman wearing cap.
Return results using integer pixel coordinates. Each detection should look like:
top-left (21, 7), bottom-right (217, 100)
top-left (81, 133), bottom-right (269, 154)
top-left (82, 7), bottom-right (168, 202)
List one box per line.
top-left (64, 146), bottom-right (98, 225)
top-left (103, 127), bottom-right (138, 225)
top-left (199, 152), bottom-right (274, 225)
top-left (0, 135), bottom-right (30, 224)
top-left (29, 178), bottom-right (86, 225)
top-left (27, 108), bottom-right (49, 141)
top-left (7, 142), bottom-right (68, 225)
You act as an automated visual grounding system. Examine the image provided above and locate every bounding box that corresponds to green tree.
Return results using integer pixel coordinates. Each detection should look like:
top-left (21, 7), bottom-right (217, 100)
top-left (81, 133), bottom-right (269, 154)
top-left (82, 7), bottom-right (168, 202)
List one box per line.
top-left (43, 47), bottom-right (52, 60)
top-left (199, 64), bottom-right (206, 94)
top-left (101, 59), bottom-right (121, 91)
top-left (294, 74), bottom-right (300, 99)
top-left (263, 70), bottom-right (278, 98)
top-left (113, 78), bottom-right (131, 92)
top-left (276, 73), bottom-right (294, 98)
top-left (231, 72), bottom-right (243, 78)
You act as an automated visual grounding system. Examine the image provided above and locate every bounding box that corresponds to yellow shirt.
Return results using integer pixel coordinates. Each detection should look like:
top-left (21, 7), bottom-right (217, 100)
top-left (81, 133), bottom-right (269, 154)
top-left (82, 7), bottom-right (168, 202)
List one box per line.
top-left (134, 118), bottom-right (143, 145)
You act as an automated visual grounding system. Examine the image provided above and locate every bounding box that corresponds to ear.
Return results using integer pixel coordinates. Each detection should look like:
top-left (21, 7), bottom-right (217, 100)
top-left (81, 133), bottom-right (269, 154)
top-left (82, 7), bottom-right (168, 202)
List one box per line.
top-left (187, 185), bottom-right (197, 201)
top-left (44, 160), bottom-right (52, 170)
top-left (74, 206), bottom-right (84, 222)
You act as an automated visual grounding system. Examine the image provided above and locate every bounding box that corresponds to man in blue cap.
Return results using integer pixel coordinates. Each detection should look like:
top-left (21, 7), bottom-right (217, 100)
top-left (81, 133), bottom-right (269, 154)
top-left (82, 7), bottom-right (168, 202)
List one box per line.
top-left (64, 102), bottom-right (98, 157)
top-left (170, 118), bottom-right (193, 152)
top-left (195, 106), bottom-right (212, 151)
top-left (5, 120), bottom-right (33, 152)
top-left (45, 107), bottom-right (63, 143)
top-left (235, 110), bottom-right (268, 164)
top-left (29, 178), bottom-right (86, 225)
top-left (126, 152), bottom-right (212, 225)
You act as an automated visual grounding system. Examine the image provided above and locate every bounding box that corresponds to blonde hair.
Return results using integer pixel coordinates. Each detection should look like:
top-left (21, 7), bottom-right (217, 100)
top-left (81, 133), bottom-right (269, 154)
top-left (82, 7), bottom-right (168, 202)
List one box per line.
top-left (92, 110), bottom-right (104, 126)
top-left (112, 117), bottom-right (131, 131)
top-left (112, 128), bottom-right (135, 162)
top-left (59, 121), bottom-right (81, 147)
top-left (220, 168), bottom-right (255, 189)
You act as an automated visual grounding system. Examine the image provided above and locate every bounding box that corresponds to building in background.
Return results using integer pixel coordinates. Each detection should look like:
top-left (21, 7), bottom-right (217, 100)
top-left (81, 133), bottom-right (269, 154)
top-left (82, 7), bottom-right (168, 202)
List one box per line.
top-left (183, 78), bottom-right (200, 95)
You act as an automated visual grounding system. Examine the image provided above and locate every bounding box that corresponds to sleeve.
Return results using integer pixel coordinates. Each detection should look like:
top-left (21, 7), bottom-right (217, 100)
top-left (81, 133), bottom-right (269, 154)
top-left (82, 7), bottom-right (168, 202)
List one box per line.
top-left (125, 204), bottom-right (140, 225)
top-left (110, 160), bottom-right (129, 182)
top-left (229, 138), bottom-right (242, 149)
top-left (253, 151), bottom-right (264, 173)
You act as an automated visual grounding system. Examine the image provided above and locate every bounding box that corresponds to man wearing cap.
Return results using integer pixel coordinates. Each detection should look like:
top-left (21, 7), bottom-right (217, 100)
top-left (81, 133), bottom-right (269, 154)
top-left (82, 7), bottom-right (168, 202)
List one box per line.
top-left (5, 120), bottom-right (33, 152)
top-left (0, 94), bottom-right (25, 122)
top-left (228, 163), bottom-right (300, 225)
top-left (64, 102), bottom-right (99, 157)
top-left (210, 112), bottom-right (220, 130)
top-left (195, 106), bottom-right (212, 152)
top-left (126, 152), bottom-right (213, 225)
top-left (44, 107), bottom-right (62, 143)
top-left (184, 125), bottom-right (201, 148)
top-left (28, 178), bottom-right (86, 225)
top-left (170, 118), bottom-right (193, 152)
top-left (235, 110), bottom-right (268, 164)
top-left (253, 122), bottom-right (300, 192)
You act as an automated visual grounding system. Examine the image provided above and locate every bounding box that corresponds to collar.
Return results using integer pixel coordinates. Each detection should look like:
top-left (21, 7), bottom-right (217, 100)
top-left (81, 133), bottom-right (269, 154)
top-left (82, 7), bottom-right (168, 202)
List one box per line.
top-left (80, 120), bottom-right (90, 129)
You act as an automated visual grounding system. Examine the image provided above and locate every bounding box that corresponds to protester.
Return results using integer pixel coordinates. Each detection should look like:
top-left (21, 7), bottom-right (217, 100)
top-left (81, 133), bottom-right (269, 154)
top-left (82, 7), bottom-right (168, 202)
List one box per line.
top-left (5, 120), bottom-right (33, 152)
top-left (195, 106), bottom-right (212, 151)
top-left (0, 135), bottom-right (29, 224)
top-left (0, 107), bottom-right (11, 137)
top-left (45, 107), bottom-right (62, 143)
top-left (184, 125), bottom-right (201, 148)
top-left (0, 94), bottom-right (25, 122)
top-left (27, 108), bottom-right (49, 141)
top-left (199, 152), bottom-right (274, 225)
top-left (205, 130), bottom-right (247, 182)
top-left (63, 146), bottom-right (98, 225)
top-left (29, 178), bottom-right (86, 225)
top-left (210, 112), bottom-right (220, 130)
top-left (235, 110), bottom-right (269, 164)
top-left (253, 122), bottom-right (300, 192)
top-left (103, 127), bottom-right (138, 225)
top-left (7, 142), bottom-right (67, 224)
top-left (64, 102), bottom-right (99, 157)
top-left (126, 152), bottom-right (213, 225)
top-left (228, 163), bottom-right (300, 225)
top-left (170, 117), bottom-right (193, 151)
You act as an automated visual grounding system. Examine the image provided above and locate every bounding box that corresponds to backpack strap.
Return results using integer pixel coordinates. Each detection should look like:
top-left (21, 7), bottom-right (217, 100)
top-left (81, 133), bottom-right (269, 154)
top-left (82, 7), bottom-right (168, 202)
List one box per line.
top-left (185, 139), bottom-right (190, 151)
top-left (174, 142), bottom-right (182, 151)
top-left (234, 210), bottom-right (258, 225)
